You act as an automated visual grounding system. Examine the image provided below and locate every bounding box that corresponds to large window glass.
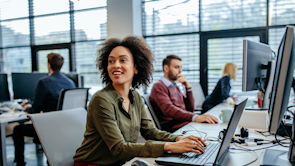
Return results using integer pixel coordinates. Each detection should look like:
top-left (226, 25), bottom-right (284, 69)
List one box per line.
top-left (74, 9), bottom-right (107, 41)
top-left (201, 0), bottom-right (267, 31)
top-left (2, 47), bottom-right (31, 73)
top-left (143, 0), bottom-right (295, 96)
top-left (145, 34), bottom-right (200, 93)
top-left (143, 0), bottom-right (199, 36)
top-left (1, 19), bottom-right (30, 47)
top-left (73, 0), bottom-right (106, 10)
top-left (0, 0), bottom-right (29, 20)
top-left (33, 0), bottom-right (69, 16)
top-left (75, 41), bottom-right (103, 93)
top-left (34, 14), bottom-right (71, 45)
top-left (269, 0), bottom-right (295, 26)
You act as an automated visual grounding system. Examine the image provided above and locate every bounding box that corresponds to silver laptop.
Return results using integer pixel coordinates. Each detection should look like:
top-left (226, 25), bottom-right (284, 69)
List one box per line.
top-left (155, 98), bottom-right (248, 166)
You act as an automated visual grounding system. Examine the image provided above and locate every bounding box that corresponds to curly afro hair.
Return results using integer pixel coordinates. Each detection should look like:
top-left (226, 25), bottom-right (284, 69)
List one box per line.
top-left (96, 35), bottom-right (154, 89)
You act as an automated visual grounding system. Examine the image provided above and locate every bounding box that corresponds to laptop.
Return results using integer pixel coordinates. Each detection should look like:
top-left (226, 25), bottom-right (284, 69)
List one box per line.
top-left (155, 98), bottom-right (248, 166)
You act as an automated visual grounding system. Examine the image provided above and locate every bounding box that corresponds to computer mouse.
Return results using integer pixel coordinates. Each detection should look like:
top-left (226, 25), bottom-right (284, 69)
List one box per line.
top-left (131, 159), bottom-right (152, 166)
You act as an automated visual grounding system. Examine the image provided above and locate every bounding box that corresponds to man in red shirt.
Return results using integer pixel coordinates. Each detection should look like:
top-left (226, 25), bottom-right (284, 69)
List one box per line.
top-left (150, 55), bottom-right (218, 131)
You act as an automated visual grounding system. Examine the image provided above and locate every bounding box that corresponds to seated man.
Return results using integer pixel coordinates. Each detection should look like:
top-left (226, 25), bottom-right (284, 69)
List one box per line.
top-left (13, 53), bottom-right (76, 166)
top-left (150, 55), bottom-right (218, 131)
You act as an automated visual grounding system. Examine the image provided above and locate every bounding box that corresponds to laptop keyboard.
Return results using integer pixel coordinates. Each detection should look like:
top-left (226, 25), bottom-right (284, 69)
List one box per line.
top-left (180, 143), bottom-right (220, 165)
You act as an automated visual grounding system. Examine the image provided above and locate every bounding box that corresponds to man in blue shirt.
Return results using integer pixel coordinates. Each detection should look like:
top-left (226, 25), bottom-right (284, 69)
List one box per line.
top-left (13, 53), bottom-right (76, 166)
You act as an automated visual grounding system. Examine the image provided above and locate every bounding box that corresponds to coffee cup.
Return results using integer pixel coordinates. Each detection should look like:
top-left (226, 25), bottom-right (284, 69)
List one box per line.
top-left (219, 109), bottom-right (233, 122)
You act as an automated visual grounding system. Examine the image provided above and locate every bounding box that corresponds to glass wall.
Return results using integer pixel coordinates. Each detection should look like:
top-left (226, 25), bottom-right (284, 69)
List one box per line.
top-left (0, 0), bottom-right (107, 95)
top-left (143, 0), bottom-right (295, 95)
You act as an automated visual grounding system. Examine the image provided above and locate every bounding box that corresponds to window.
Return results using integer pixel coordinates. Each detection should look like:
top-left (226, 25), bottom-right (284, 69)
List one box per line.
top-left (34, 14), bottom-right (71, 45)
top-left (0, 0), bottom-right (107, 94)
top-left (145, 34), bottom-right (200, 93)
top-left (201, 0), bottom-right (267, 31)
top-left (1, 19), bottom-right (30, 47)
top-left (2, 47), bottom-right (31, 73)
top-left (74, 9), bottom-right (107, 41)
top-left (143, 0), bottom-right (294, 95)
top-left (269, 0), bottom-right (295, 26)
top-left (143, 0), bottom-right (199, 36)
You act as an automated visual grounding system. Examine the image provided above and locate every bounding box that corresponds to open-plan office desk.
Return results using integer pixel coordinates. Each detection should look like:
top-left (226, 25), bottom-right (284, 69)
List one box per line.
top-left (0, 114), bottom-right (29, 166)
top-left (124, 103), bottom-right (289, 166)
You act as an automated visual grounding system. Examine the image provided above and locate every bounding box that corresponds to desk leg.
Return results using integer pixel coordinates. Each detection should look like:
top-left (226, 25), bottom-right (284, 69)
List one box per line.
top-left (0, 123), bottom-right (7, 166)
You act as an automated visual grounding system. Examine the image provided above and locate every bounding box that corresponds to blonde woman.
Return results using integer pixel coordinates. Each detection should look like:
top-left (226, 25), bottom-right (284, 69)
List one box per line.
top-left (201, 63), bottom-right (238, 114)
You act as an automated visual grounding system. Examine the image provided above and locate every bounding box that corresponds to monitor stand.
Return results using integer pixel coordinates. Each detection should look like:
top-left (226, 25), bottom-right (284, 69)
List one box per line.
top-left (260, 149), bottom-right (295, 166)
top-left (261, 118), bottom-right (295, 165)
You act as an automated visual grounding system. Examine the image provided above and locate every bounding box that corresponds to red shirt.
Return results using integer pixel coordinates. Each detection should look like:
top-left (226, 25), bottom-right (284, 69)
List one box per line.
top-left (150, 80), bottom-right (195, 129)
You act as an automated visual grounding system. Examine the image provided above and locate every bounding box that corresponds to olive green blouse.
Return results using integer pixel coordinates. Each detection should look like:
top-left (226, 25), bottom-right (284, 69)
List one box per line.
top-left (73, 83), bottom-right (180, 165)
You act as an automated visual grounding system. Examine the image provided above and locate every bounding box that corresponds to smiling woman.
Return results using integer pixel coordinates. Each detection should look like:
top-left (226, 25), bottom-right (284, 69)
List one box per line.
top-left (73, 35), bottom-right (207, 166)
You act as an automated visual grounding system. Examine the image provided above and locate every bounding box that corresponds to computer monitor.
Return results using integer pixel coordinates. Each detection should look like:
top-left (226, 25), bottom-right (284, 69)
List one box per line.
top-left (63, 73), bottom-right (83, 88)
top-left (12, 73), bottom-right (48, 100)
top-left (0, 73), bottom-right (10, 102)
top-left (260, 26), bottom-right (295, 165)
top-left (242, 40), bottom-right (273, 92)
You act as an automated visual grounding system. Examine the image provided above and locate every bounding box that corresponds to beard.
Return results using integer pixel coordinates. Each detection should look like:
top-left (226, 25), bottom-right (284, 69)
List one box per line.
top-left (168, 70), bottom-right (177, 81)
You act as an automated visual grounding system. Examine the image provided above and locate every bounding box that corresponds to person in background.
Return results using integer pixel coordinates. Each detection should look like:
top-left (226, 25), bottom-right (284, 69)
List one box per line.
top-left (13, 53), bottom-right (76, 166)
top-left (73, 36), bottom-right (207, 166)
top-left (201, 62), bottom-right (238, 114)
top-left (150, 55), bottom-right (218, 132)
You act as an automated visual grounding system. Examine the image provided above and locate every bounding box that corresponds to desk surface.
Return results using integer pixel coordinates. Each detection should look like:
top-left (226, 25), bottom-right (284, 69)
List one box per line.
top-left (124, 103), bottom-right (289, 166)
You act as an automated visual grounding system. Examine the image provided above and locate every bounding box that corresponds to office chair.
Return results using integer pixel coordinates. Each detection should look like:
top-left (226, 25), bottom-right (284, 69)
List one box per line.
top-left (27, 108), bottom-right (87, 166)
top-left (141, 94), bottom-right (175, 132)
top-left (57, 88), bottom-right (89, 110)
top-left (190, 82), bottom-right (205, 114)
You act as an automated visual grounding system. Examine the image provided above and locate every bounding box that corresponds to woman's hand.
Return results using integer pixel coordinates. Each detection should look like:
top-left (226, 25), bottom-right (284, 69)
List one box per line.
top-left (164, 139), bottom-right (205, 154)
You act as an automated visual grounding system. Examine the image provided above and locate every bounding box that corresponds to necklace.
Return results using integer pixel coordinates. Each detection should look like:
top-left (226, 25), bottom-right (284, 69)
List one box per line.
top-left (123, 98), bottom-right (128, 103)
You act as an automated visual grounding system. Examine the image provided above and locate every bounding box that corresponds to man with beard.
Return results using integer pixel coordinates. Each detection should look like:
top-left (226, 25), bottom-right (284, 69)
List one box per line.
top-left (150, 55), bottom-right (218, 131)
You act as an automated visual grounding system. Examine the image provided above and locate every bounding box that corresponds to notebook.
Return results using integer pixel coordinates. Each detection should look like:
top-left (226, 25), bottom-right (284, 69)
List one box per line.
top-left (155, 98), bottom-right (248, 166)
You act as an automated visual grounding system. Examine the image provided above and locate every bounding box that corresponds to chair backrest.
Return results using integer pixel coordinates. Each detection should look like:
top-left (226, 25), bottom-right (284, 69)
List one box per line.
top-left (190, 82), bottom-right (205, 109)
top-left (141, 94), bottom-right (162, 130)
top-left (57, 88), bottom-right (89, 110)
top-left (27, 108), bottom-right (87, 166)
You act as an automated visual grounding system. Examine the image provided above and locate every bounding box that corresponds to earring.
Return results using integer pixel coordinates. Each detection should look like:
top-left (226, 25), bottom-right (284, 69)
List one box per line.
top-left (135, 71), bottom-right (138, 74)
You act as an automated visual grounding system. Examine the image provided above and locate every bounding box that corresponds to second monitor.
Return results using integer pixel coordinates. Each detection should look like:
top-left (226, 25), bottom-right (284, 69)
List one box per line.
top-left (12, 73), bottom-right (48, 100)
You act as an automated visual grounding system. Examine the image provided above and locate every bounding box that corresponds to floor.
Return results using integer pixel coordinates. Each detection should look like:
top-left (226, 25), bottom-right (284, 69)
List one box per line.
top-left (6, 136), bottom-right (48, 166)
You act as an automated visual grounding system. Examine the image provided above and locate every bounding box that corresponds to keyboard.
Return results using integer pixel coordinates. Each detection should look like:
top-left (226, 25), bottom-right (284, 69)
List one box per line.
top-left (180, 143), bottom-right (220, 165)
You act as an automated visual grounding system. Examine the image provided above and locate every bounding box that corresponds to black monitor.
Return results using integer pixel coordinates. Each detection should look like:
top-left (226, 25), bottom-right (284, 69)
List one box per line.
top-left (260, 26), bottom-right (295, 165)
top-left (0, 73), bottom-right (10, 102)
top-left (12, 73), bottom-right (48, 100)
top-left (63, 73), bottom-right (83, 88)
top-left (242, 40), bottom-right (272, 92)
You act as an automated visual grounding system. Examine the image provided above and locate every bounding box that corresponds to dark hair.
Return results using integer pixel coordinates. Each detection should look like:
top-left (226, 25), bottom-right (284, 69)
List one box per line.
top-left (47, 53), bottom-right (64, 71)
top-left (162, 54), bottom-right (182, 69)
top-left (96, 35), bottom-right (154, 89)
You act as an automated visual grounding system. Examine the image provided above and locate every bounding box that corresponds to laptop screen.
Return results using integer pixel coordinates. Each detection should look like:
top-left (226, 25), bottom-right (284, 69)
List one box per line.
top-left (214, 99), bottom-right (248, 165)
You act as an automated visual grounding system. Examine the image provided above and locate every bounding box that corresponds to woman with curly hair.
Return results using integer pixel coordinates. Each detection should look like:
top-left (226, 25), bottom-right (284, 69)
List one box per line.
top-left (73, 35), bottom-right (206, 166)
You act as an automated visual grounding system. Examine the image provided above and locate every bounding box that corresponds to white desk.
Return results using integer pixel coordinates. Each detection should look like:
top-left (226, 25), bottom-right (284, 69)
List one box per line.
top-left (0, 114), bottom-right (29, 166)
top-left (124, 103), bottom-right (288, 166)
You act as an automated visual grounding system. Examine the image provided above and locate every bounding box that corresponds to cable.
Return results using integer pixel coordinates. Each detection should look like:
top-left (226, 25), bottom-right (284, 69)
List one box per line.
top-left (287, 105), bottom-right (295, 116)
top-left (255, 130), bottom-right (272, 137)
top-left (181, 124), bottom-right (208, 140)
top-left (271, 50), bottom-right (277, 59)
top-left (274, 133), bottom-right (289, 148)
top-left (230, 143), bottom-right (258, 166)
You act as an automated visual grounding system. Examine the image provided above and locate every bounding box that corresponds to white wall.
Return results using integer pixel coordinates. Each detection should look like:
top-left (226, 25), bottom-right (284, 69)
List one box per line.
top-left (107, 0), bottom-right (142, 39)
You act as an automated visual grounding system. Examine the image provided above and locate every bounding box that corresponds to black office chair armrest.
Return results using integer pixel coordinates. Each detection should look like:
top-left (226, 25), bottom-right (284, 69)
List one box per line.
top-left (160, 120), bottom-right (177, 132)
